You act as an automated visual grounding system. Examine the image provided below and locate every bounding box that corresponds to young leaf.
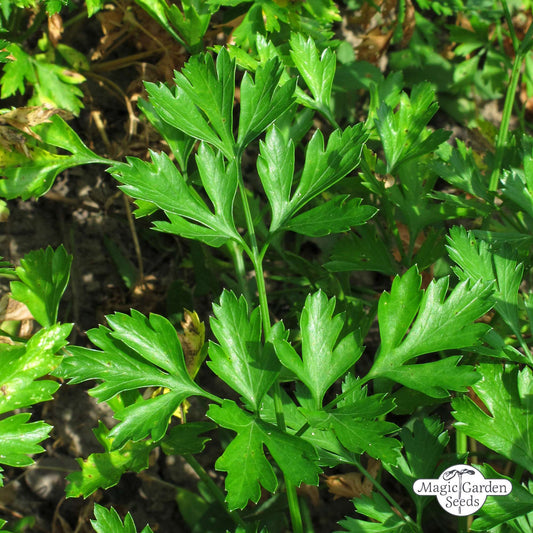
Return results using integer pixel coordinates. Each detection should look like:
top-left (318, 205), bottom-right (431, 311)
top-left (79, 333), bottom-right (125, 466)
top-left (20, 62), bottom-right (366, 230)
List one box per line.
top-left (56, 310), bottom-right (217, 449)
top-left (207, 400), bottom-right (320, 510)
top-left (172, 48), bottom-right (235, 155)
top-left (374, 82), bottom-right (450, 173)
top-left (452, 364), bottom-right (533, 474)
top-left (109, 146), bottom-right (240, 247)
top-left (66, 422), bottom-right (156, 498)
top-left (274, 291), bottom-right (363, 408)
top-left (207, 291), bottom-right (281, 411)
top-left (288, 125), bottom-right (368, 218)
top-left (91, 504), bottom-right (153, 533)
top-left (256, 125), bottom-right (295, 233)
top-left (237, 57), bottom-right (297, 151)
top-left (369, 266), bottom-right (493, 394)
top-left (289, 34), bottom-right (336, 113)
top-left (10, 245), bottom-right (72, 327)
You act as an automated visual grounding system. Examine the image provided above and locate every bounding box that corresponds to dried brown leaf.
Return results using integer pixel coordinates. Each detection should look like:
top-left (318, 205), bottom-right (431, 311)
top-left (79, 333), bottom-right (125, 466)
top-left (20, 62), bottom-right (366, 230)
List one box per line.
top-left (48, 13), bottom-right (64, 47)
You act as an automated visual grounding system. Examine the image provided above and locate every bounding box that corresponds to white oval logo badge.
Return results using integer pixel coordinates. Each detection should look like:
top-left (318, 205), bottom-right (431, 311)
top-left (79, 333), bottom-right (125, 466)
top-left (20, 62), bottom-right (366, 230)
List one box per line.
top-left (413, 464), bottom-right (512, 516)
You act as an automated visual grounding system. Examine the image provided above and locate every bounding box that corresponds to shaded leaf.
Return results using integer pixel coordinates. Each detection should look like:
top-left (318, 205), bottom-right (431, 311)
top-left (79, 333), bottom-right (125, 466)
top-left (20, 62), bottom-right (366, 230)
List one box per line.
top-left (453, 364), bottom-right (533, 474)
top-left (66, 422), bottom-right (155, 498)
top-left (207, 400), bottom-right (320, 510)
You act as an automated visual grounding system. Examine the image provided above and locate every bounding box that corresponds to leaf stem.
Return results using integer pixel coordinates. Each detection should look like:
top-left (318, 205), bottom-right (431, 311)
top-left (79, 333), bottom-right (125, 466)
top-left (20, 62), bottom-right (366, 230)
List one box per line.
top-left (183, 454), bottom-right (246, 528)
top-left (488, 46), bottom-right (522, 191)
top-left (227, 241), bottom-right (252, 305)
top-left (488, 0), bottom-right (533, 191)
top-left (235, 160), bottom-right (304, 533)
top-left (351, 456), bottom-right (419, 531)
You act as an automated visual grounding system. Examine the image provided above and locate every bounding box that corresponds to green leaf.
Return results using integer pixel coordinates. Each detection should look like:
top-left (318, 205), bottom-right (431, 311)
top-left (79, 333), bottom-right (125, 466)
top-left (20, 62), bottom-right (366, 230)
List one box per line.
top-left (56, 310), bottom-right (215, 449)
top-left (302, 393), bottom-right (401, 463)
top-left (432, 141), bottom-right (490, 201)
top-left (91, 504), bottom-right (154, 533)
top-left (257, 125), bottom-right (295, 233)
top-left (1, 43), bottom-right (85, 114)
top-left (66, 422), bottom-right (155, 498)
top-left (384, 418), bottom-right (449, 511)
top-left (0, 414), bottom-right (52, 468)
top-left (208, 291), bottom-right (281, 411)
top-left (447, 226), bottom-right (524, 341)
top-left (288, 125), bottom-right (368, 218)
top-left (0, 44), bottom-right (34, 97)
top-left (377, 266), bottom-right (423, 357)
top-left (337, 492), bottom-right (416, 532)
top-left (137, 98), bottom-right (194, 172)
top-left (0, 115), bottom-right (108, 200)
top-left (452, 364), bottom-right (533, 474)
top-left (160, 422), bottom-right (215, 456)
top-left (284, 196), bottom-right (376, 237)
top-left (86, 0), bottom-right (105, 16)
top-left (380, 357), bottom-right (480, 399)
top-left (207, 400), bottom-right (320, 510)
top-left (134, 0), bottom-right (185, 46)
top-left (237, 57), bottom-right (296, 151)
top-left (166, 0), bottom-right (212, 52)
top-left (172, 48), bottom-right (235, 155)
top-left (144, 83), bottom-right (224, 155)
top-left (470, 465), bottom-right (533, 531)
top-left (370, 267), bottom-right (493, 388)
top-left (10, 245), bottom-right (72, 327)
top-left (0, 323), bottom-right (70, 482)
top-left (374, 82), bottom-right (450, 173)
top-left (109, 146), bottom-right (240, 246)
top-left (289, 34), bottom-right (335, 111)
top-left (31, 60), bottom-right (85, 114)
top-left (0, 323), bottom-right (71, 415)
top-left (274, 291), bottom-right (363, 408)
top-left (325, 226), bottom-right (397, 275)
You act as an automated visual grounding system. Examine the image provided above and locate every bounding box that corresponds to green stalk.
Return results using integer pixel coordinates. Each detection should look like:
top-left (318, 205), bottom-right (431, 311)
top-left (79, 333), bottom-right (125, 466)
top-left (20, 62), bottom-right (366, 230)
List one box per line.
top-left (184, 454), bottom-right (246, 528)
top-left (352, 456), bottom-right (420, 531)
top-left (488, 48), bottom-right (522, 191)
top-left (489, 0), bottom-right (533, 191)
top-left (227, 241), bottom-right (252, 305)
top-left (235, 161), bottom-right (304, 533)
